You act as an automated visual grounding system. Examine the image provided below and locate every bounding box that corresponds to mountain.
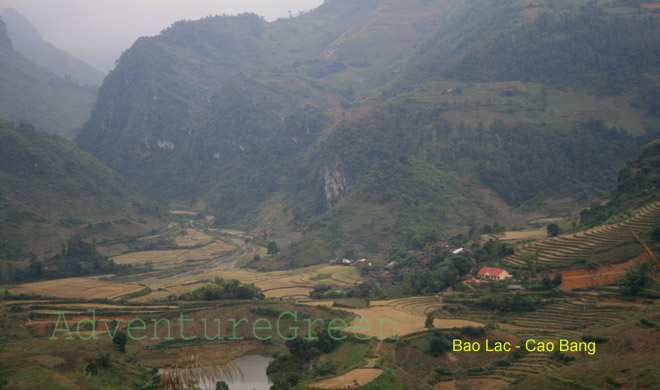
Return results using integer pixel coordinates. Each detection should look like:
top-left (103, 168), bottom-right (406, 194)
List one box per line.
top-left (77, 0), bottom-right (660, 267)
top-left (1, 8), bottom-right (104, 86)
top-left (579, 138), bottom-right (660, 227)
top-left (0, 18), bottom-right (96, 139)
top-left (0, 117), bottom-right (161, 261)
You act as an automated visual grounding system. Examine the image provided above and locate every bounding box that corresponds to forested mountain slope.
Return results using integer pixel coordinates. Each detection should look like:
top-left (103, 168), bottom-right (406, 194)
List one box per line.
top-left (77, 0), bottom-right (660, 267)
top-left (0, 118), bottom-right (159, 261)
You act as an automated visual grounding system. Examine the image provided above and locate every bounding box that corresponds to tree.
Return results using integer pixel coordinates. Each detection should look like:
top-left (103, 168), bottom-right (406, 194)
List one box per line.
top-left (286, 337), bottom-right (310, 360)
top-left (267, 241), bottom-right (280, 256)
top-left (452, 256), bottom-right (473, 276)
top-left (425, 313), bottom-right (435, 329)
top-left (85, 362), bottom-right (98, 376)
top-left (620, 262), bottom-right (650, 296)
top-left (216, 381), bottom-right (229, 390)
top-left (552, 272), bottom-right (563, 287)
top-left (96, 353), bottom-right (111, 368)
top-left (113, 331), bottom-right (127, 352)
top-left (541, 274), bottom-right (553, 290)
top-left (429, 333), bottom-right (451, 357)
top-left (547, 223), bottom-right (560, 237)
top-left (651, 224), bottom-right (660, 244)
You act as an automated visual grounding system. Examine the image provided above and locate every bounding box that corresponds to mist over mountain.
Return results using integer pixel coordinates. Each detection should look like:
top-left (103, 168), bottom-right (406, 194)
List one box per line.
top-left (77, 0), bottom-right (660, 267)
top-left (0, 18), bottom-right (96, 139)
top-left (1, 8), bottom-right (104, 87)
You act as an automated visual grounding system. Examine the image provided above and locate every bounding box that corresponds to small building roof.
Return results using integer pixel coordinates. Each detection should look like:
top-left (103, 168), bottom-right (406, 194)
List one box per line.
top-left (478, 266), bottom-right (508, 277)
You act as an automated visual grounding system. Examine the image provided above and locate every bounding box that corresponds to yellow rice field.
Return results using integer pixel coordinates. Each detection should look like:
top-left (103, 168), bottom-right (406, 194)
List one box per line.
top-left (483, 228), bottom-right (548, 242)
top-left (9, 278), bottom-right (143, 300)
top-left (308, 368), bottom-right (383, 388)
top-left (174, 228), bottom-right (213, 247)
top-left (111, 240), bottom-right (235, 269)
top-left (138, 265), bottom-right (362, 301)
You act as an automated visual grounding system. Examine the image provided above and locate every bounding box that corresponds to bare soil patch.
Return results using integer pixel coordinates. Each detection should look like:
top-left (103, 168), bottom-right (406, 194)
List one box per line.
top-left (557, 253), bottom-right (649, 290)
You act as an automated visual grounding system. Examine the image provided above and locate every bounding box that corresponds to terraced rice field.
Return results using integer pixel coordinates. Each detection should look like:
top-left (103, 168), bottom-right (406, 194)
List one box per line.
top-left (441, 290), bottom-right (642, 383)
top-left (219, 229), bottom-right (246, 235)
top-left (504, 201), bottom-right (660, 270)
top-left (174, 228), bottom-right (213, 246)
top-left (435, 378), bottom-right (510, 390)
top-left (169, 210), bottom-right (197, 215)
top-left (484, 228), bottom-right (547, 242)
top-left (112, 240), bottom-right (236, 269)
top-left (344, 304), bottom-right (482, 338)
top-left (9, 278), bottom-right (144, 300)
top-left (557, 253), bottom-right (650, 290)
top-left (140, 265), bottom-right (363, 301)
top-left (307, 368), bottom-right (383, 388)
top-left (299, 296), bottom-right (481, 338)
top-left (301, 296), bottom-right (469, 338)
top-left (372, 296), bottom-right (445, 316)
top-left (504, 294), bottom-right (635, 335)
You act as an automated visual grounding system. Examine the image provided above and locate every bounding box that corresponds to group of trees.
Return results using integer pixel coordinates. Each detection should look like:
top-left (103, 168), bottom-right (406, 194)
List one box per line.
top-left (474, 293), bottom-right (545, 312)
top-left (267, 331), bottom-right (342, 390)
top-left (182, 277), bottom-right (265, 300)
top-left (2, 235), bottom-right (154, 284)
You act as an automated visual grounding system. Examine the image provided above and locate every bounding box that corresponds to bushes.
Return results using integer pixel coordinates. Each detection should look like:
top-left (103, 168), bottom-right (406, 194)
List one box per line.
top-left (581, 334), bottom-right (608, 344)
top-left (181, 277), bottom-right (264, 300)
top-left (619, 262), bottom-right (650, 297)
top-left (460, 326), bottom-right (485, 338)
top-left (473, 293), bottom-right (545, 312)
top-left (248, 307), bottom-right (282, 317)
top-left (333, 298), bottom-right (369, 309)
top-left (429, 333), bottom-right (453, 357)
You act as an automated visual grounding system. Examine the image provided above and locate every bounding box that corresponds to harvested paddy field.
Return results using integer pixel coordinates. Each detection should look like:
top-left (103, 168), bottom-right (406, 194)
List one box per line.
top-left (111, 240), bottom-right (236, 269)
top-left (435, 378), bottom-right (510, 390)
top-left (504, 201), bottom-right (660, 269)
top-left (169, 210), bottom-right (197, 215)
top-left (343, 304), bottom-right (482, 338)
top-left (9, 278), bottom-right (143, 300)
top-left (138, 265), bottom-right (363, 301)
top-left (174, 228), bottom-right (213, 246)
top-left (307, 368), bottom-right (383, 388)
top-left (487, 228), bottom-right (548, 242)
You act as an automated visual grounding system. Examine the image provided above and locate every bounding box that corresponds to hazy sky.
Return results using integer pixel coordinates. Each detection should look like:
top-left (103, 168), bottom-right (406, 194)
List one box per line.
top-left (0, 0), bottom-right (325, 72)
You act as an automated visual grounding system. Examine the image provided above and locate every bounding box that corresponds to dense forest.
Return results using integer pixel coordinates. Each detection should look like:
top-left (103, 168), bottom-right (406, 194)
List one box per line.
top-left (445, 8), bottom-right (660, 97)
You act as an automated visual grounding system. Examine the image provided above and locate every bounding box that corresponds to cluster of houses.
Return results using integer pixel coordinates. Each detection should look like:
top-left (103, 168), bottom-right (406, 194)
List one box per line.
top-left (330, 241), bottom-right (526, 292)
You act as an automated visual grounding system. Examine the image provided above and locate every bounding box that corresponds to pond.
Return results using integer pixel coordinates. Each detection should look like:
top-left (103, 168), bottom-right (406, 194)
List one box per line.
top-left (161, 354), bottom-right (273, 390)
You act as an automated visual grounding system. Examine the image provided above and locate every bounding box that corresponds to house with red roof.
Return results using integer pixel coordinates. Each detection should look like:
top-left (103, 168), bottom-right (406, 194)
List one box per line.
top-left (477, 267), bottom-right (512, 281)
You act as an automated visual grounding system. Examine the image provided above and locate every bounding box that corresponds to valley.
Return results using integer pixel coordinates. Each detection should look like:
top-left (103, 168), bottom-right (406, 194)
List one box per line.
top-left (4, 194), bottom-right (660, 389)
top-left (2, 0), bottom-right (660, 389)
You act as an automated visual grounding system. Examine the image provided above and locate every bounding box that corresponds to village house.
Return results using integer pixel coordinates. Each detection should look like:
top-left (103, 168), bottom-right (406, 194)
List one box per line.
top-left (477, 266), bottom-right (512, 281)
